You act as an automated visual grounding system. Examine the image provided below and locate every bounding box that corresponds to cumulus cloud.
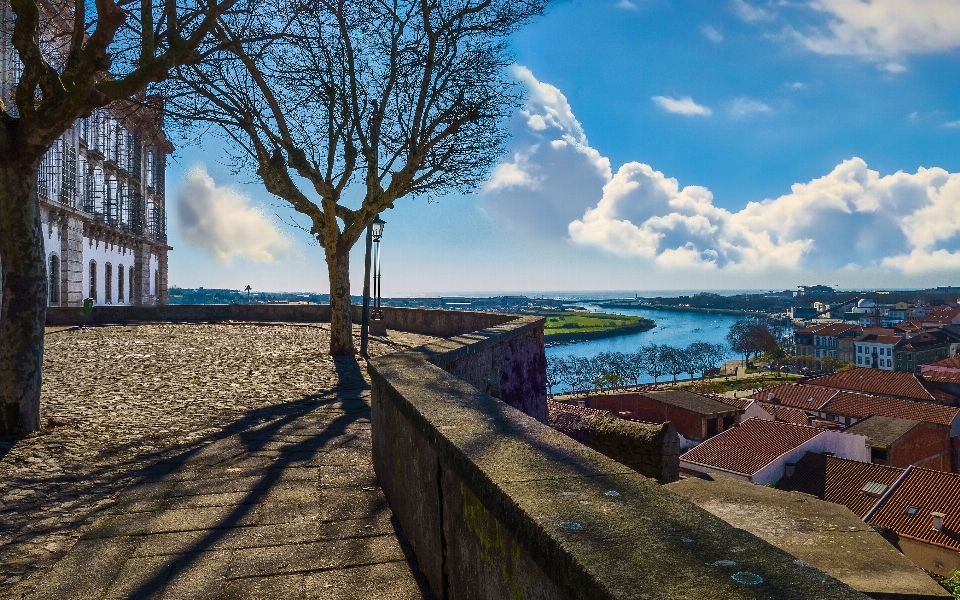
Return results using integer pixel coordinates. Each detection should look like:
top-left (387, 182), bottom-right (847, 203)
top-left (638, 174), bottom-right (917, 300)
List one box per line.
top-left (652, 95), bottom-right (712, 116)
top-left (789, 0), bottom-right (960, 71)
top-left (479, 66), bottom-right (611, 237)
top-left (731, 0), bottom-right (776, 23)
top-left (570, 158), bottom-right (960, 273)
top-left (701, 24), bottom-right (724, 43)
top-left (730, 98), bottom-right (773, 116)
top-left (177, 165), bottom-right (295, 264)
top-left (483, 68), bottom-right (960, 276)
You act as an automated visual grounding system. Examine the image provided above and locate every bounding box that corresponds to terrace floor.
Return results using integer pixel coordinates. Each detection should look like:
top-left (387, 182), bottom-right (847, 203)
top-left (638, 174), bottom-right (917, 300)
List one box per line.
top-left (1, 323), bottom-right (439, 599)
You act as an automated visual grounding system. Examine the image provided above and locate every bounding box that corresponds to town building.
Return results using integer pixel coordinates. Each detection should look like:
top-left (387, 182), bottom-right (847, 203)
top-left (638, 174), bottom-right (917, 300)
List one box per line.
top-left (778, 453), bottom-right (960, 577)
top-left (808, 367), bottom-right (955, 403)
top-left (0, 8), bottom-right (171, 306)
top-left (844, 415), bottom-right (952, 470)
top-left (895, 330), bottom-right (950, 373)
top-left (584, 390), bottom-right (742, 447)
top-left (854, 333), bottom-right (902, 370)
top-left (811, 323), bottom-right (862, 361)
top-left (922, 358), bottom-right (960, 399)
top-left (679, 418), bottom-right (868, 485)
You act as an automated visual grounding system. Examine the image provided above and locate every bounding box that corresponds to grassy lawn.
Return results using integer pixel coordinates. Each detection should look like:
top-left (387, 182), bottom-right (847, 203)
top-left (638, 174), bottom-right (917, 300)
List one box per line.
top-left (540, 312), bottom-right (647, 338)
top-left (666, 373), bottom-right (804, 394)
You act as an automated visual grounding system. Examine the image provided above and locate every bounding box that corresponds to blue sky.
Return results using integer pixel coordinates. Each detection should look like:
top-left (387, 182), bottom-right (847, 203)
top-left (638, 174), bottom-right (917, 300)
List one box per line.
top-left (167, 0), bottom-right (960, 295)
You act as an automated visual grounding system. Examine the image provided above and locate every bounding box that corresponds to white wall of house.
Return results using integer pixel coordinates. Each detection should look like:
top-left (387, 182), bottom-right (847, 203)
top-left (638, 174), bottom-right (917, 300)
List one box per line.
top-left (740, 400), bottom-right (774, 422)
top-left (855, 341), bottom-right (897, 370)
top-left (751, 430), bottom-right (869, 485)
top-left (81, 239), bottom-right (137, 305)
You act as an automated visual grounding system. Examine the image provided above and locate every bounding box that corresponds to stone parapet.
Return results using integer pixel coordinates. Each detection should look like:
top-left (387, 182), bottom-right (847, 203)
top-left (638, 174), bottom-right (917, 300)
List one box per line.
top-left (369, 315), bottom-right (869, 600)
top-left (547, 401), bottom-right (680, 483)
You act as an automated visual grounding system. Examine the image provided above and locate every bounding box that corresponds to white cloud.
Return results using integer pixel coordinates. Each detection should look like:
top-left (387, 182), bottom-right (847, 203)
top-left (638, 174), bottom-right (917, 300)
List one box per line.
top-left (943, 120), bottom-right (960, 129)
top-left (790, 0), bottom-right (960, 71)
top-left (731, 0), bottom-right (776, 23)
top-left (783, 81), bottom-right (806, 90)
top-left (571, 158), bottom-right (960, 273)
top-left (484, 68), bottom-right (960, 276)
top-left (652, 95), bottom-right (712, 116)
top-left (176, 165), bottom-right (295, 264)
top-left (617, 0), bottom-right (639, 10)
top-left (730, 97), bottom-right (773, 116)
top-left (701, 24), bottom-right (724, 43)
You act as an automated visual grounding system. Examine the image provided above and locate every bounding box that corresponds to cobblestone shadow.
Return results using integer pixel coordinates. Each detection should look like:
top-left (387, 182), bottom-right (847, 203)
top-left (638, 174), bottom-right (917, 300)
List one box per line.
top-left (24, 360), bottom-right (431, 599)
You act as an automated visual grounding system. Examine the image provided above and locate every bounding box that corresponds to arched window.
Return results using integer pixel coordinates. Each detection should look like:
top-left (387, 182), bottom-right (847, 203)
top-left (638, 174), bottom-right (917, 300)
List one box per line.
top-left (129, 266), bottom-right (135, 302)
top-left (105, 263), bottom-right (113, 304)
top-left (89, 260), bottom-right (97, 301)
top-left (48, 254), bottom-right (60, 306)
top-left (117, 264), bottom-right (124, 303)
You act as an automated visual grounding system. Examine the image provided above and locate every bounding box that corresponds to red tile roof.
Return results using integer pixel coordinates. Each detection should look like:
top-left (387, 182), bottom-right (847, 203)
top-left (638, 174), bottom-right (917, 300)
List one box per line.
top-left (757, 402), bottom-right (811, 426)
top-left (928, 357), bottom-right (960, 370)
top-left (680, 418), bottom-right (823, 476)
top-left (822, 391), bottom-right (959, 427)
top-left (856, 334), bottom-right (904, 345)
top-left (922, 371), bottom-right (960, 386)
top-left (814, 323), bottom-right (860, 337)
top-left (776, 452), bottom-right (903, 518)
top-left (806, 367), bottom-right (940, 402)
top-left (870, 467), bottom-right (960, 552)
top-left (748, 383), bottom-right (836, 410)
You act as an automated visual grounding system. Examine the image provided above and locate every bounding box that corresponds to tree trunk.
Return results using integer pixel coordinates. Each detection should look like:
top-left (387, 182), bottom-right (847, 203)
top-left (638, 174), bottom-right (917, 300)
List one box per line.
top-left (326, 247), bottom-right (354, 355)
top-left (0, 162), bottom-right (46, 437)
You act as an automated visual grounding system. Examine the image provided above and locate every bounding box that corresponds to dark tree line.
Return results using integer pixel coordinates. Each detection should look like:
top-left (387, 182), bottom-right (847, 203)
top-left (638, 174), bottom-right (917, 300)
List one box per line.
top-left (546, 342), bottom-right (727, 396)
top-left (725, 319), bottom-right (782, 363)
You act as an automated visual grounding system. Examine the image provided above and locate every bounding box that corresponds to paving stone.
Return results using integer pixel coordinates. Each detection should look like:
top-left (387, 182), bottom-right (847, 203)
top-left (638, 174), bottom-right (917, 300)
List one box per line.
top-left (3, 323), bottom-right (438, 599)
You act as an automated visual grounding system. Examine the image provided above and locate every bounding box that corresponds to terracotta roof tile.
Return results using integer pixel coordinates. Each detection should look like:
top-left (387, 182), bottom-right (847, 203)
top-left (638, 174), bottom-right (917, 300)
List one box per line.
top-left (807, 367), bottom-right (939, 402)
top-left (680, 418), bottom-right (823, 476)
top-left (921, 370), bottom-right (960, 385)
top-left (856, 334), bottom-right (904, 345)
top-left (776, 453), bottom-right (902, 518)
top-left (757, 402), bottom-right (812, 426)
top-left (748, 383), bottom-right (836, 410)
top-left (869, 467), bottom-right (960, 552)
top-left (822, 392), bottom-right (959, 427)
top-left (928, 357), bottom-right (960, 369)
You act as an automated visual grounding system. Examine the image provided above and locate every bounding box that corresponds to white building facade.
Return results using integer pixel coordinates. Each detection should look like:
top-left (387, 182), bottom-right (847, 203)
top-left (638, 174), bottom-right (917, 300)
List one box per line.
top-left (855, 335), bottom-right (902, 371)
top-left (2, 3), bottom-right (171, 307)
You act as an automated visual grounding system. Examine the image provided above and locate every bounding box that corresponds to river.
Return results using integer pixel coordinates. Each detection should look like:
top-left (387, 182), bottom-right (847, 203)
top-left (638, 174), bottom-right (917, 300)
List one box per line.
top-left (544, 306), bottom-right (744, 385)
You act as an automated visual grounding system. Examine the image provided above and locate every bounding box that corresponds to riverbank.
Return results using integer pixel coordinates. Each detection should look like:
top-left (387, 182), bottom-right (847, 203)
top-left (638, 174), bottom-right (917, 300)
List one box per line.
top-left (601, 302), bottom-right (766, 317)
top-left (539, 311), bottom-right (656, 344)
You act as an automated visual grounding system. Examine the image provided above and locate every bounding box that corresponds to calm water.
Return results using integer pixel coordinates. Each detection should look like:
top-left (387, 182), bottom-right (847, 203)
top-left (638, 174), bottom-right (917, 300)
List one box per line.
top-left (545, 306), bottom-right (743, 386)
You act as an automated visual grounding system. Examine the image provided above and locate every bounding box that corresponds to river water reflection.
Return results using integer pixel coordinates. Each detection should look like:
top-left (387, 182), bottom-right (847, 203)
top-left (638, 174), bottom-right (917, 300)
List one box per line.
top-left (544, 306), bottom-right (744, 386)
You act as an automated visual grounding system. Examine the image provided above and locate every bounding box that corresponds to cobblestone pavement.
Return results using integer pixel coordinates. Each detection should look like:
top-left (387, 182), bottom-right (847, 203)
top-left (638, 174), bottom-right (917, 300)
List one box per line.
top-left (0, 323), bottom-right (440, 598)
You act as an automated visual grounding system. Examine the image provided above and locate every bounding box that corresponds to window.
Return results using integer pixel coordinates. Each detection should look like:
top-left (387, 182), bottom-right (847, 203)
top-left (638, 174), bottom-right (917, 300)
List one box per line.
top-left (154, 270), bottom-right (159, 297)
top-left (104, 263), bottom-right (113, 304)
top-left (48, 254), bottom-right (60, 306)
top-left (88, 261), bottom-right (97, 301)
top-left (905, 506), bottom-right (920, 517)
top-left (129, 266), bottom-right (135, 301)
top-left (117, 265), bottom-right (124, 303)
top-left (857, 357), bottom-right (862, 365)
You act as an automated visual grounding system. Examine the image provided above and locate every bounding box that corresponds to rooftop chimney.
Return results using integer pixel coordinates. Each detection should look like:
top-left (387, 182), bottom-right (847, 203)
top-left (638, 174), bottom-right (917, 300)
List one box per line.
top-left (932, 512), bottom-right (946, 532)
top-left (768, 392), bottom-right (777, 404)
top-left (784, 462), bottom-right (796, 478)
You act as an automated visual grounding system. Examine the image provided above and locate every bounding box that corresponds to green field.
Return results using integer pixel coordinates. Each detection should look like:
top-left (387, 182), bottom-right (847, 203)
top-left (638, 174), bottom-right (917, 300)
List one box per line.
top-left (538, 311), bottom-right (653, 340)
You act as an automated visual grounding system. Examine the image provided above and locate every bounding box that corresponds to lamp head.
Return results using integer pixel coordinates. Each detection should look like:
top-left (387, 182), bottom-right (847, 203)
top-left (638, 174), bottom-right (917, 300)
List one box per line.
top-left (371, 217), bottom-right (386, 241)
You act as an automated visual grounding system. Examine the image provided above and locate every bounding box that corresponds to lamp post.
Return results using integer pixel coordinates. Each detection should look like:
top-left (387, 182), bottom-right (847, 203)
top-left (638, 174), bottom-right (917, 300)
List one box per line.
top-left (360, 216), bottom-right (386, 357)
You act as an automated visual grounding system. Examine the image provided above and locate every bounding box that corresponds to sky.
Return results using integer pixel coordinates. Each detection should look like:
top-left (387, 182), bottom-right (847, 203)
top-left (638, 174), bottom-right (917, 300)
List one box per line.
top-left (166, 0), bottom-right (960, 296)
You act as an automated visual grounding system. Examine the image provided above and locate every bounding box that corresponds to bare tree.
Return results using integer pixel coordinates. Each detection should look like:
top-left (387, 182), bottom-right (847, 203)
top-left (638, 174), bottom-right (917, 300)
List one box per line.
top-left (0, 0), bottom-right (238, 436)
top-left (642, 343), bottom-right (666, 384)
top-left (545, 355), bottom-right (567, 397)
top-left (166, 0), bottom-right (549, 354)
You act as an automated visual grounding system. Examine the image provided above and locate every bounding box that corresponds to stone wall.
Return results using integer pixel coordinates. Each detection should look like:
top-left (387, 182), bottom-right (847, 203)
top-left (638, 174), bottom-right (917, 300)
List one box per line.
top-left (369, 317), bottom-right (868, 600)
top-left (46, 304), bottom-right (513, 339)
top-left (547, 401), bottom-right (680, 483)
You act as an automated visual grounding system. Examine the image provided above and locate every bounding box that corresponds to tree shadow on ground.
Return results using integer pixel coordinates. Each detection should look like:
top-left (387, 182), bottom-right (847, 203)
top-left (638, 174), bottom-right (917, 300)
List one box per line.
top-left (4, 355), bottom-right (428, 599)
